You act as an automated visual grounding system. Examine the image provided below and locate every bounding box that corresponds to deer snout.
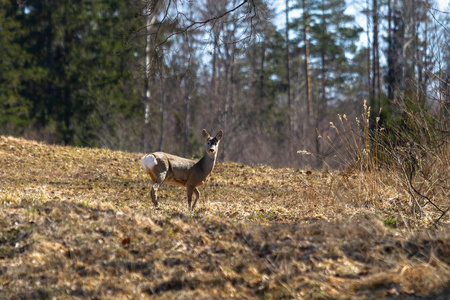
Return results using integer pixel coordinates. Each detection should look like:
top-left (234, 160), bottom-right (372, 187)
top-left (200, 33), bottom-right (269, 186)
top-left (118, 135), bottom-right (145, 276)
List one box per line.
top-left (208, 145), bottom-right (217, 153)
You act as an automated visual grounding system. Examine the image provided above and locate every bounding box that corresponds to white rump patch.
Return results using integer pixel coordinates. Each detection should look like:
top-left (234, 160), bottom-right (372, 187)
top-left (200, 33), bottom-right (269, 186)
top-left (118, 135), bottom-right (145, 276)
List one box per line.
top-left (141, 154), bottom-right (157, 172)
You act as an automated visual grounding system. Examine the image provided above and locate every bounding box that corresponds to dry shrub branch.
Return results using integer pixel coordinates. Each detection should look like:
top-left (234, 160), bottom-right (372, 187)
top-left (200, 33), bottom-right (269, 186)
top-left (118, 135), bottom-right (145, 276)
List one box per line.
top-left (304, 98), bottom-right (449, 227)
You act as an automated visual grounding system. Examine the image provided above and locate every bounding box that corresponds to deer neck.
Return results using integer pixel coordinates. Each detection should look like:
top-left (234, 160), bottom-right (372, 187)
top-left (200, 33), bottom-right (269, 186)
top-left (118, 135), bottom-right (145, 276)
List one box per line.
top-left (197, 151), bottom-right (217, 176)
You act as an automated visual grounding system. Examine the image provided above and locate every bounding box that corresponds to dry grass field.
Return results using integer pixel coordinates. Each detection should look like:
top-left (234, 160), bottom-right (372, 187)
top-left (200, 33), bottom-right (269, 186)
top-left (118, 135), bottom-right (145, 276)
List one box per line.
top-left (0, 135), bottom-right (449, 299)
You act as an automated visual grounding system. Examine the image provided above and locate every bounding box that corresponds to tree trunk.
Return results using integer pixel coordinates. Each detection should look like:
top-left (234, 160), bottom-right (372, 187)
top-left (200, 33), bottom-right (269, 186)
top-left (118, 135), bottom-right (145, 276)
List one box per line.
top-left (422, 21), bottom-right (428, 97)
top-left (183, 78), bottom-right (190, 158)
top-left (315, 0), bottom-right (328, 169)
top-left (158, 57), bottom-right (165, 151)
top-left (372, 0), bottom-right (380, 104)
top-left (302, 0), bottom-right (312, 117)
top-left (212, 31), bottom-right (218, 97)
top-left (285, 0), bottom-right (294, 163)
top-left (412, 0), bottom-right (419, 97)
top-left (211, 28), bottom-right (220, 118)
top-left (367, 0), bottom-right (372, 102)
top-left (143, 11), bottom-right (153, 153)
top-left (399, 0), bottom-right (405, 104)
top-left (142, 1), bottom-right (163, 153)
top-left (387, 0), bottom-right (394, 100)
top-left (259, 42), bottom-right (266, 102)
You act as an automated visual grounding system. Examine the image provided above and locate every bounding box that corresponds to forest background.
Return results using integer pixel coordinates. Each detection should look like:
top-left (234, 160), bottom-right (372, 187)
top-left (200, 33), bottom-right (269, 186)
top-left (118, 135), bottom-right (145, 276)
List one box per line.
top-left (1, 0), bottom-right (449, 169)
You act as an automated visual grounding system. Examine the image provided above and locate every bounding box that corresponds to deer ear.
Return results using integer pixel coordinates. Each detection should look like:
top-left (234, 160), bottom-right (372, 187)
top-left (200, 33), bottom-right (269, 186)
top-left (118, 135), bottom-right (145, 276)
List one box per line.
top-left (216, 130), bottom-right (223, 141)
top-left (202, 129), bottom-right (210, 139)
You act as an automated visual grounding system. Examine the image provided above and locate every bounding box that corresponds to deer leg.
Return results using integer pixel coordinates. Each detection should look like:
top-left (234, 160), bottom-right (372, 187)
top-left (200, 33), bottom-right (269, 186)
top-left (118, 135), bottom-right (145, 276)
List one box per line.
top-left (186, 186), bottom-right (195, 211)
top-left (151, 172), bottom-right (167, 207)
top-left (191, 187), bottom-right (200, 211)
top-left (150, 183), bottom-right (159, 207)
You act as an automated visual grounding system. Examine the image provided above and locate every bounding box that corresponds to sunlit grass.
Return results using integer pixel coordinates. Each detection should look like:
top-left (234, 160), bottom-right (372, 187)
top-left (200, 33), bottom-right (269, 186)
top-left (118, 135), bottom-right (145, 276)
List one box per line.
top-left (0, 135), bottom-right (449, 298)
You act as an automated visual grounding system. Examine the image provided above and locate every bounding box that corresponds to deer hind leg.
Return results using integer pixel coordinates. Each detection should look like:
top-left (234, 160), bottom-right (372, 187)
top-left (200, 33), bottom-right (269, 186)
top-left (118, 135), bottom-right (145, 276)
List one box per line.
top-left (186, 186), bottom-right (193, 210)
top-left (191, 187), bottom-right (200, 211)
top-left (151, 172), bottom-right (167, 207)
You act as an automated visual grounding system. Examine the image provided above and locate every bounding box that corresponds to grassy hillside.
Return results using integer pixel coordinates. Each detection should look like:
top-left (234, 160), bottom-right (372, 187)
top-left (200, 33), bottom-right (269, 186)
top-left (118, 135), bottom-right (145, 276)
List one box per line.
top-left (0, 136), bottom-right (449, 299)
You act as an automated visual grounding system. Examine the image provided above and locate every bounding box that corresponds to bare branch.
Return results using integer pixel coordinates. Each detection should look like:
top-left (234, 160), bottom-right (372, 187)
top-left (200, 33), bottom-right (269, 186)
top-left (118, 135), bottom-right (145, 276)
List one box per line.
top-left (146, 0), bottom-right (256, 52)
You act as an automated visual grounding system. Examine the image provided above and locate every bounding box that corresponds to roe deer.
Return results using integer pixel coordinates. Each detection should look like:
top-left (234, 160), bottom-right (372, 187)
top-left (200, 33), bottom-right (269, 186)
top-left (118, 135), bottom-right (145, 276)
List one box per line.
top-left (141, 129), bottom-right (223, 211)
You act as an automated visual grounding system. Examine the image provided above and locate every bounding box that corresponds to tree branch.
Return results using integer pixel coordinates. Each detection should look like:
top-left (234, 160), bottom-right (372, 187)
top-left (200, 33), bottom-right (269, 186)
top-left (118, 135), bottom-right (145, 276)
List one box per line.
top-left (147, 0), bottom-right (255, 52)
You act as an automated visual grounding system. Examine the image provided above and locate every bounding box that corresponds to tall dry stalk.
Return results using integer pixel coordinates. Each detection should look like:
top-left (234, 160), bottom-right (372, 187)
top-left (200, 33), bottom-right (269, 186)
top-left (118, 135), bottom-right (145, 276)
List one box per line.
top-left (301, 98), bottom-right (449, 225)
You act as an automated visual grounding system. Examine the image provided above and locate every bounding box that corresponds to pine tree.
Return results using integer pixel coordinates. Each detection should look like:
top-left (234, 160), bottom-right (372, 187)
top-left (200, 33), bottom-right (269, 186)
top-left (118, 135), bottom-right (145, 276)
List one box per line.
top-left (292, 0), bottom-right (362, 167)
top-left (0, 1), bottom-right (32, 134)
top-left (1, 0), bottom-right (140, 146)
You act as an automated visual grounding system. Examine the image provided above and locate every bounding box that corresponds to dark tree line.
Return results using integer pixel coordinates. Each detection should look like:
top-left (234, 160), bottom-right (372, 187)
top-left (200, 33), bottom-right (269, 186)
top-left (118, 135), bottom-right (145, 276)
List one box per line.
top-left (0, 0), bottom-right (448, 168)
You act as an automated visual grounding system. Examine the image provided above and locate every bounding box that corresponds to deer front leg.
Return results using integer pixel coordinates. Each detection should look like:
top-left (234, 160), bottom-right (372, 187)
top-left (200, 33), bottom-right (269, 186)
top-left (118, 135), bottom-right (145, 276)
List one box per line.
top-left (151, 172), bottom-right (167, 207)
top-left (191, 187), bottom-right (200, 211)
top-left (150, 183), bottom-right (159, 207)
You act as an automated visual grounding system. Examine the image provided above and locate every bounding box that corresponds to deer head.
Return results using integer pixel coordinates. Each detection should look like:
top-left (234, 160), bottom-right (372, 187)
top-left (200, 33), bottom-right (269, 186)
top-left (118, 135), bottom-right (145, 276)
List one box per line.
top-left (202, 129), bottom-right (223, 157)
